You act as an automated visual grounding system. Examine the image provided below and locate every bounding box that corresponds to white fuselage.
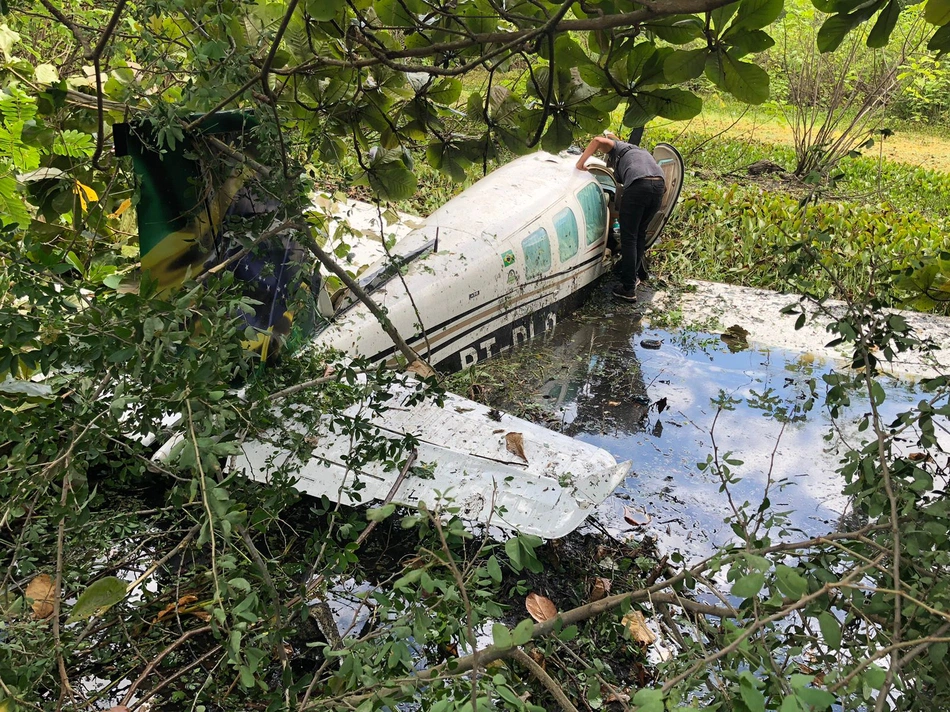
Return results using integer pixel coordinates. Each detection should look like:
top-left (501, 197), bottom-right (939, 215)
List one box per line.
top-left (313, 152), bottom-right (614, 371)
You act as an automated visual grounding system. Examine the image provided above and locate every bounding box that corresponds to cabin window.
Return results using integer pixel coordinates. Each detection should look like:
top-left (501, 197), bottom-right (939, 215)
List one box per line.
top-left (521, 227), bottom-right (552, 279)
top-left (553, 207), bottom-right (578, 262)
top-left (578, 182), bottom-right (607, 245)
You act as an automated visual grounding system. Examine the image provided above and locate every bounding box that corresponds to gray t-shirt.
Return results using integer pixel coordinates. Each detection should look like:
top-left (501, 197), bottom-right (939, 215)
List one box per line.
top-left (608, 140), bottom-right (664, 186)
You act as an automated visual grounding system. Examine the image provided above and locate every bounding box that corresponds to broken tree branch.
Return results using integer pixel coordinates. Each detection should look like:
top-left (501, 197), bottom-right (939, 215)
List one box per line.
top-left (298, 229), bottom-right (423, 367)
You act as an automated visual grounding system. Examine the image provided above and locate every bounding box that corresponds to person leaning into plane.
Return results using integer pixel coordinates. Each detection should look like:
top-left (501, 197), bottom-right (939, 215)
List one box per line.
top-left (575, 131), bottom-right (665, 303)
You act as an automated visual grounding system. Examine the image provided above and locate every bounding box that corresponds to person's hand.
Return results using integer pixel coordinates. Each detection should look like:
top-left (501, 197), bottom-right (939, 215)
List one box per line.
top-left (575, 160), bottom-right (588, 171)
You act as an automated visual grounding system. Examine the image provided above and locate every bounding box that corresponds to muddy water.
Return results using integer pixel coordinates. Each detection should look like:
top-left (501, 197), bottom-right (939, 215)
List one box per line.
top-left (487, 292), bottom-right (934, 560)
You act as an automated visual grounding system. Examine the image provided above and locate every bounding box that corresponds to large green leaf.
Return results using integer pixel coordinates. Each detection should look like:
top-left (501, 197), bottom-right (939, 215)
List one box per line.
top-left (928, 22), bottom-right (950, 50)
top-left (731, 0), bottom-right (783, 30)
top-left (817, 611), bottom-right (842, 649)
top-left (623, 93), bottom-right (662, 129)
top-left (550, 34), bottom-right (593, 69)
top-left (427, 78), bottom-right (462, 105)
top-left (571, 101), bottom-right (610, 133)
top-left (541, 112), bottom-right (573, 153)
top-left (645, 15), bottom-right (705, 44)
top-left (816, 1), bottom-right (884, 52)
top-left (725, 29), bottom-right (776, 56)
top-left (705, 51), bottom-right (770, 104)
top-left (0, 175), bottom-right (30, 228)
top-left (635, 46), bottom-right (672, 89)
top-left (623, 42), bottom-right (657, 88)
top-left (664, 48), bottom-right (707, 82)
top-left (651, 88), bottom-right (703, 120)
top-left (926, 0), bottom-right (950, 25)
top-left (364, 157), bottom-right (418, 201)
top-left (867, 0), bottom-right (900, 47)
top-left (711, 1), bottom-right (741, 34)
top-left (68, 576), bottom-right (126, 622)
top-left (374, 0), bottom-right (418, 26)
top-left (304, 0), bottom-right (344, 21)
top-left (425, 140), bottom-right (472, 182)
top-left (731, 572), bottom-right (765, 598)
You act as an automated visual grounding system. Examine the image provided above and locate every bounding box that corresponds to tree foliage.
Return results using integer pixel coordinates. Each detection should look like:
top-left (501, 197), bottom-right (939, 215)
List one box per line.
top-left (2, 0), bottom-right (950, 710)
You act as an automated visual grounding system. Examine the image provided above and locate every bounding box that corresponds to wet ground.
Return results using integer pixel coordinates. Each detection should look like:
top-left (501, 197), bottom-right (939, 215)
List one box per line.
top-left (477, 286), bottom-right (941, 560)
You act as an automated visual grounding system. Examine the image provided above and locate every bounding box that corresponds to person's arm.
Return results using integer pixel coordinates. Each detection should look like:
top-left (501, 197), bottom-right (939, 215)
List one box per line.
top-left (575, 136), bottom-right (614, 171)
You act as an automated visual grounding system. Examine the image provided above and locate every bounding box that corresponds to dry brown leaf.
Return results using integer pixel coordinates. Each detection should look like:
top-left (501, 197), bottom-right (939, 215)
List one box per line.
top-left (525, 592), bottom-right (557, 622)
top-left (505, 432), bottom-right (528, 462)
top-left (621, 610), bottom-right (657, 646)
top-left (604, 690), bottom-right (630, 704)
top-left (623, 507), bottom-right (652, 527)
top-left (153, 594), bottom-right (203, 624)
top-left (26, 573), bottom-right (55, 620)
top-left (406, 360), bottom-right (435, 378)
top-left (588, 577), bottom-right (611, 603)
top-left (908, 452), bottom-right (928, 462)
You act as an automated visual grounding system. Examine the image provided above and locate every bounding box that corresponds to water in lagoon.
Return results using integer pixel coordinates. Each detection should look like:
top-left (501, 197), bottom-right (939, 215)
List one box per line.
top-left (491, 297), bottom-right (935, 560)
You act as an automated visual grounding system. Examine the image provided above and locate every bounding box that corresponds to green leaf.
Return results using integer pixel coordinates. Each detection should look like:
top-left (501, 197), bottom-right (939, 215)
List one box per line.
top-left (541, 113), bottom-right (573, 153)
top-left (0, 23), bottom-right (18, 58)
top-left (623, 93), bottom-right (662, 128)
top-left (428, 78), bottom-right (462, 105)
top-left (505, 536), bottom-right (523, 570)
top-left (817, 2), bottom-right (884, 52)
top-left (492, 622), bottom-right (512, 649)
top-left (705, 51), bottom-right (770, 104)
top-left (926, 0), bottom-right (950, 25)
top-left (375, 0), bottom-right (416, 25)
top-left (68, 576), bottom-right (126, 622)
top-left (732, 0), bottom-right (783, 30)
top-left (0, 175), bottom-right (29, 228)
top-left (776, 565), bottom-right (808, 598)
top-left (795, 686), bottom-right (836, 709)
top-left (635, 46), bottom-right (672, 89)
top-left (305, 0), bottom-right (344, 20)
top-left (928, 23), bottom-right (950, 50)
top-left (867, 0), bottom-right (900, 47)
top-left (65, 250), bottom-right (84, 276)
top-left (645, 15), bottom-right (705, 44)
top-left (664, 48), bottom-right (707, 83)
top-left (486, 555), bottom-right (502, 582)
top-left (367, 503), bottom-right (396, 522)
top-left (650, 88), bottom-right (702, 120)
top-left (731, 572), bottom-right (765, 598)
top-left (739, 671), bottom-right (766, 712)
top-left (864, 666), bottom-right (886, 690)
top-left (780, 696), bottom-right (803, 712)
top-left (725, 29), bottom-right (776, 56)
top-left (631, 688), bottom-right (664, 712)
top-left (365, 162), bottom-right (417, 202)
top-left (624, 42), bottom-right (658, 87)
top-left (108, 347), bottom-right (137, 363)
top-left (511, 617), bottom-right (534, 646)
top-left (34, 63), bottom-right (59, 84)
top-left (711, 2), bottom-right (741, 33)
top-left (817, 611), bottom-right (841, 649)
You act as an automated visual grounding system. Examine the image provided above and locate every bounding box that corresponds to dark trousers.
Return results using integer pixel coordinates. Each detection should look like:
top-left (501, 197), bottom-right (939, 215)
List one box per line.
top-left (618, 178), bottom-right (665, 289)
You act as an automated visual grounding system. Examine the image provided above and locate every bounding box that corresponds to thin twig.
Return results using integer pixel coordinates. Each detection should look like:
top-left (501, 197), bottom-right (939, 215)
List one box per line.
top-left (509, 648), bottom-right (579, 712)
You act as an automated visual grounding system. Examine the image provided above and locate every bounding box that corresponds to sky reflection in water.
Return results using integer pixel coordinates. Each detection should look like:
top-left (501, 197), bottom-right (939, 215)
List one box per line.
top-left (501, 305), bottom-right (935, 560)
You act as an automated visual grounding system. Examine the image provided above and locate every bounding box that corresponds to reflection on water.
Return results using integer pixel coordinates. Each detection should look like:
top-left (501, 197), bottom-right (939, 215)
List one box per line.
top-left (492, 296), bottom-right (935, 559)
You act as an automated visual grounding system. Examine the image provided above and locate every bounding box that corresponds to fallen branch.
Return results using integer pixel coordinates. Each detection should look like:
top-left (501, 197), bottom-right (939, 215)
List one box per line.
top-left (298, 230), bottom-right (423, 367)
top-left (510, 648), bottom-right (579, 712)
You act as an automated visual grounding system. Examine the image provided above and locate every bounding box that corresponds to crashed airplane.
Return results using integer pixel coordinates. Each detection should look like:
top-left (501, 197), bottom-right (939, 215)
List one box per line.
top-left (118, 118), bottom-right (683, 537)
top-left (312, 145), bottom-right (684, 371)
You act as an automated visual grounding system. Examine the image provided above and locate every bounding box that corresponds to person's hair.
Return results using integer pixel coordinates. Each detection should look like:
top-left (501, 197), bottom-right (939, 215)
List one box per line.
top-left (603, 131), bottom-right (620, 141)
